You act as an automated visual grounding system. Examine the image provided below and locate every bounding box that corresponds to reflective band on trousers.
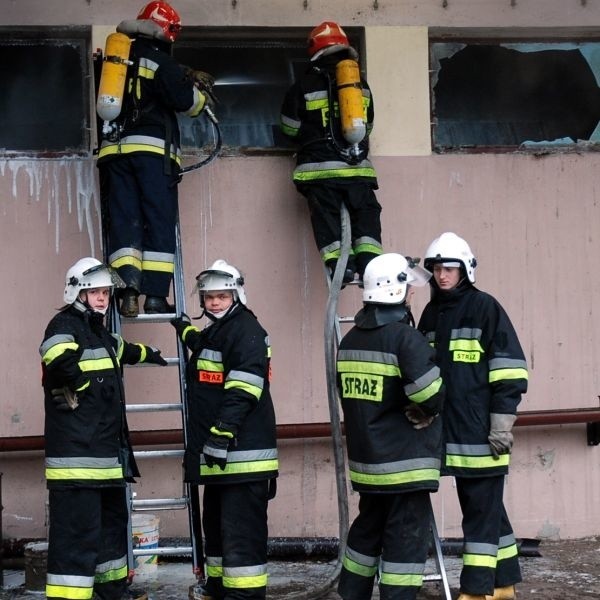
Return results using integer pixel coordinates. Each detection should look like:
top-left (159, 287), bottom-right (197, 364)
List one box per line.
top-left (223, 564), bottom-right (268, 589)
top-left (47, 573), bottom-right (95, 600)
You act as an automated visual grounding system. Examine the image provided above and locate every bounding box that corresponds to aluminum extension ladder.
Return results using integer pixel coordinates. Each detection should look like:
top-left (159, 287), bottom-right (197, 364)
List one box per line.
top-left (325, 205), bottom-right (451, 600)
top-left (105, 218), bottom-right (204, 584)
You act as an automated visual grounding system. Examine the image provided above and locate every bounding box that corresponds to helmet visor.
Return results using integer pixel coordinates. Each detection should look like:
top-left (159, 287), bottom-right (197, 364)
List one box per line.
top-left (82, 263), bottom-right (126, 289)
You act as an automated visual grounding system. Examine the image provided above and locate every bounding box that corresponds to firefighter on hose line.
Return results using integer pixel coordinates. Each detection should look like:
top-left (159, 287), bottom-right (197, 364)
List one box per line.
top-left (170, 260), bottom-right (278, 600)
top-left (418, 232), bottom-right (529, 600)
top-left (280, 21), bottom-right (383, 285)
top-left (39, 258), bottom-right (168, 600)
top-left (336, 253), bottom-right (445, 600)
top-left (97, 1), bottom-right (214, 318)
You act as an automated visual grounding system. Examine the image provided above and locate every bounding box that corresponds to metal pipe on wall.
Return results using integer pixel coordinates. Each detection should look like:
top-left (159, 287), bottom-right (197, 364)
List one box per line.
top-left (1, 408), bottom-right (600, 452)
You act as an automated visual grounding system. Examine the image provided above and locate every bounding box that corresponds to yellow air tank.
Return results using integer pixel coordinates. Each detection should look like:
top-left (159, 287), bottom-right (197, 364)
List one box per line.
top-left (96, 32), bottom-right (132, 125)
top-left (336, 58), bottom-right (366, 146)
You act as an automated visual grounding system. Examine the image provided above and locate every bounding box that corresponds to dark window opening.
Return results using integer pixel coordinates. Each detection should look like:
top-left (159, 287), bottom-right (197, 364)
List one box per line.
top-left (0, 27), bottom-right (90, 155)
top-left (173, 27), bottom-right (364, 154)
top-left (431, 41), bottom-right (600, 151)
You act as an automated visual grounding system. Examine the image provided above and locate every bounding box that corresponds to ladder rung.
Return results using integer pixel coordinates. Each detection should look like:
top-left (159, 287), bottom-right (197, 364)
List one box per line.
top-left (133, 546), bottom-right (192, 557)
top-left (126, 403), bottom-right (182, 413)
top-left (134, 449), bottom-right (184, 459)
top-left (423, 574), bottom-right (444, 582)
top-left (133, 497), bottom-right (188, 510)
top-left (128, 357), bottom-right (180, 367)
top-left (337, 316), bottom-right (355, 323)
top-left (121, 313), bottom-right (177, 323)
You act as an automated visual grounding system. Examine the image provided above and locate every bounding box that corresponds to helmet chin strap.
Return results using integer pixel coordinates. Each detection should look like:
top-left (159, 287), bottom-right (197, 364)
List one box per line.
top-left (204, 300), bottom-right (239, 322)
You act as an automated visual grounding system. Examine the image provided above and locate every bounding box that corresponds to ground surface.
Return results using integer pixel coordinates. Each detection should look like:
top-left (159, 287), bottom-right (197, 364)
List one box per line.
top-left (1, 537), bottom-right (599, 599)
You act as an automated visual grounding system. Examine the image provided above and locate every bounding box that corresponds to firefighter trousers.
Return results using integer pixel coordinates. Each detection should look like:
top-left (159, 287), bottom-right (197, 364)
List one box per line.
top-left (101, 154), bottom-right (179, 298)
top-left (297, 181), bottom-right (382, 277)
top-left (456, 476), bottom-right (522, 595)
top-left (202, 481), bottom-right (270, 600)
top-left (46, 486), bottom-right (129, 600)
top-left (338, 490), bottom-right (432, 600)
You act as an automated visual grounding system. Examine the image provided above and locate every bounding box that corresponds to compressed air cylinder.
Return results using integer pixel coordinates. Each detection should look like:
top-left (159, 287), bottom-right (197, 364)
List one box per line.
top-left (96, 32), bottom-right (132, 122)
top-left (336, 59), bottom-right (366, 145)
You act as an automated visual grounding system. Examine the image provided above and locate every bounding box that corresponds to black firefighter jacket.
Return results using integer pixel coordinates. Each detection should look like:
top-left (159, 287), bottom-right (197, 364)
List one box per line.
top-left (280, 50), bottom-right (378, 187)
top-left (97, 36), bottom-right (204, 167)
top-left (336, 319), bottom-right (445, 494)
top-left (39, 304), bottom-right (156, 488)
top-left (418, 284), bottom-right (528, 478)
top-left (176, 304), bottom-right (278, 485)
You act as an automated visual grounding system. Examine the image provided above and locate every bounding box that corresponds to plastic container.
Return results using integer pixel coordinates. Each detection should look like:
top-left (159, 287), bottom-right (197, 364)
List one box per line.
top-left (131, 513), bottom-right (160, 572)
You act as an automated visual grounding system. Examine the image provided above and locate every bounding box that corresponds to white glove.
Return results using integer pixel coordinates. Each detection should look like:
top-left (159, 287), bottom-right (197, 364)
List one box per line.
top-left (488, 413), bottom-right (517, 459)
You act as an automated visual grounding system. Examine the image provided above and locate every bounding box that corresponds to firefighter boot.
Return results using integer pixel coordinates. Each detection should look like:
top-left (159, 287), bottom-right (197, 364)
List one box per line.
top-left (457, 595), bottom-right (487, 600)
top-left (485, 585), bottom-right (516, 600)
top-left (189, 583), bottom-right (213, 600)
top-left (120, 288), bottom-right (140, 317)
top-left (143, 296), bottom-right (175, 314)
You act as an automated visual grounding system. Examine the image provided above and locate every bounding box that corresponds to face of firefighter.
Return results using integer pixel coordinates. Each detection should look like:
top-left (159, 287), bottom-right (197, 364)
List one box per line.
top-left (79, 287), bottom-right (111, 315)
top-left (203, 290), bottom-right (234, 317)
top-left (432, 265), bottom-right (461, 291)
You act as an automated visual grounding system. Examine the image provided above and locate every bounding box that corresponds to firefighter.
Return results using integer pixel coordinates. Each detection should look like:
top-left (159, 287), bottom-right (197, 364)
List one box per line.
top-left (170, 260), bottom-right (278, 600)
top-left (97, 1), bottom-right (213, 317)
top-left (418, 232), bottom-right (529, 600)
top-left (336, 253), bottom-right (445, 600)
top-left (39, 257), bottom-right (168, 600)
top-left (280, 21), bottom-right (383, 284)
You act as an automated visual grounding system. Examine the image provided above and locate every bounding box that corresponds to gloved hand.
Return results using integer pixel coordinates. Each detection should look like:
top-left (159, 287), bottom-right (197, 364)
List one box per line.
top-left (188, 69), bottom-right (215, 92)
top-left (203, 423), bottom-right (237, 470)
top-left (170, 313), bottom-right (192, 337)
top-left (51, 387), bottom-right (79, 411)
top-left (404, 404), bottom-right (436, 430)
top-left (144, 346), bottom-right (168, 366)
top-left (488, 413), bottom-right (517, 459)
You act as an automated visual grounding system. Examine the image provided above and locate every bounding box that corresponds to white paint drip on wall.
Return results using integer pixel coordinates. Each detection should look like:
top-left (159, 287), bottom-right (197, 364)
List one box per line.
top-left (0, 158), bottom-right (101, 255)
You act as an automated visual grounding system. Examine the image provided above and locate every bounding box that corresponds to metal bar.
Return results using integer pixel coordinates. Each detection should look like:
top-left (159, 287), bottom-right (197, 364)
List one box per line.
top-left (134, 449), bottom-right (184, 459)
top-left (133, 546), bottom-right (192, 557)
top-left (3, 408), bottom-right (600, 452)
top-left (126, 403), bottom-right (182, 413)
top-left (132, 498), bottom-right (188, 509)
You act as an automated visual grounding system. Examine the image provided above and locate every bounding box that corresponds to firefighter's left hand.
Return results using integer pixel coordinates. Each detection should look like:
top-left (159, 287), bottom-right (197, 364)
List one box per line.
top-left (144, 346), bottom-right (168, 366)
top-left (488, 413), bottom-right (517, 459)
top-left (51, 387), bottom-right (79, 411)
top-left (404, 404), bottom-right (436, 430)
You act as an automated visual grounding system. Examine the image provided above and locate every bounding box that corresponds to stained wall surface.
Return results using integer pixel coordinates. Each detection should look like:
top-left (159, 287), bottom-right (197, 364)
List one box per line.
top-left (2, 1), bottom-right (600, 544)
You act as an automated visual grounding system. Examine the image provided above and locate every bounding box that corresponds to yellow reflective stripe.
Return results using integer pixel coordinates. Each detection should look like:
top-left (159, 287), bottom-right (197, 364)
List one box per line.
top-left (43, 342), bottom-right (79, 365)
top-left (138, 65), bottom-right (156, 79)
top-left (223, 573), bottom-right (268, 589)
top-left (497, 543), bottom-right (519, 561)
top-left (46, 584), bottom-right (93, 600)
top-left (142, 258), bottom-right (175, 274)
top-left (342, 555), bottom-right (378, 578)
top-left (79, 357), bottom-right (115, 372)
top-left (349, 468), bottom-right (439, 486)
top-left (446, 454), bottom-right (510, 469)
top-left (409, 376), bottom-right (443, 404)
top-left (111, 254), bottom-right (142, 270)
top-left (337, 360), bottom-right (399, 377)
top-left (45, 466), bottom-right (123, 480)
top-left (197, 359), bottom-right (224, 372)
top-left (489, 368), bottom-right (529, 383)
top-left (200, 459), bottom-right (278, 477)
top-left (354, 242), bottom-right (383, 255)
top-left (463, 553), bottom-right (497, 568)
top-left (294, 166), bottom-right (376, 181)
top-left (98, 143), bottom-right (182, 165)
top-left (449, 339), bottom-right (484, 352)
top-left (137, 344), bottom-right (147, 362)
top-left (306, 98), bottom-right (329, 111)
top-left (281, 123), bottom-right (298, 136)
top-left (224, 380), bottom-right (262, 400)
top-left (379, 572), bottom-right (423, 587)
top-left (181, 325), bottom-right (200, 342)
top-left (206, 564), bottom-right (223, 577)
top-left (94, 563), bottom-right (127, 584)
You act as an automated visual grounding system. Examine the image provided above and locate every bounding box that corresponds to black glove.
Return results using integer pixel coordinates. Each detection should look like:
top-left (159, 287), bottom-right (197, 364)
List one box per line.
top-left (170, 313), bottom-right (192, 337)
top-left (51, 387), bottom-right (79, 411)
top-left (144, 346), bottom-right (168, 366)
top-left (404, 404), bottom-right (436, 430)
top-left (202, 423), bottom-right (236, 470)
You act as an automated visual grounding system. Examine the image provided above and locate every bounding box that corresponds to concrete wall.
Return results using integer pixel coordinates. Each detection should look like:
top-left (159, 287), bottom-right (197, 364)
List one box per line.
top-left (2, 1), bottom-right (600, 545)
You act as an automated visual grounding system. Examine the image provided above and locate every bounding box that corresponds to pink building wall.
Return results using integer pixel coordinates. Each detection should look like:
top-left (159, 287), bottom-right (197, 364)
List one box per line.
top-left (2, 0), bottom-right (600, 545)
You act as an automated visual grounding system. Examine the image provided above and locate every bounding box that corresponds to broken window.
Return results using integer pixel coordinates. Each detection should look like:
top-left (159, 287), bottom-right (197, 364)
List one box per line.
top-left (430, 40), bottom-right (600, 151)
top-left (0, 28), bottom-right (90, 155)
top-left (173, 27), bottom-right (364, 154)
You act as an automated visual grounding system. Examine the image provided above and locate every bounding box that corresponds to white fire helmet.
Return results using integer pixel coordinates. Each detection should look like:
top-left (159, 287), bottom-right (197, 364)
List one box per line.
top-left (424, 232), bottom-right (477, 283)
top-left (195, 259), bottom-right (247, 306)
top-left (63, 257), bottom-right (124, 304)
top-left (362, 253), bottom-right (431, 305)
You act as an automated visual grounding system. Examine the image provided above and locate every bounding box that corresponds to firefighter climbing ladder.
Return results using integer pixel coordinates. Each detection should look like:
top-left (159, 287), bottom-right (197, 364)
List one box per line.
top-left (321, 204), bottom-right (452, 600)
top-left (105, 219), bottom-right (204, 584)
